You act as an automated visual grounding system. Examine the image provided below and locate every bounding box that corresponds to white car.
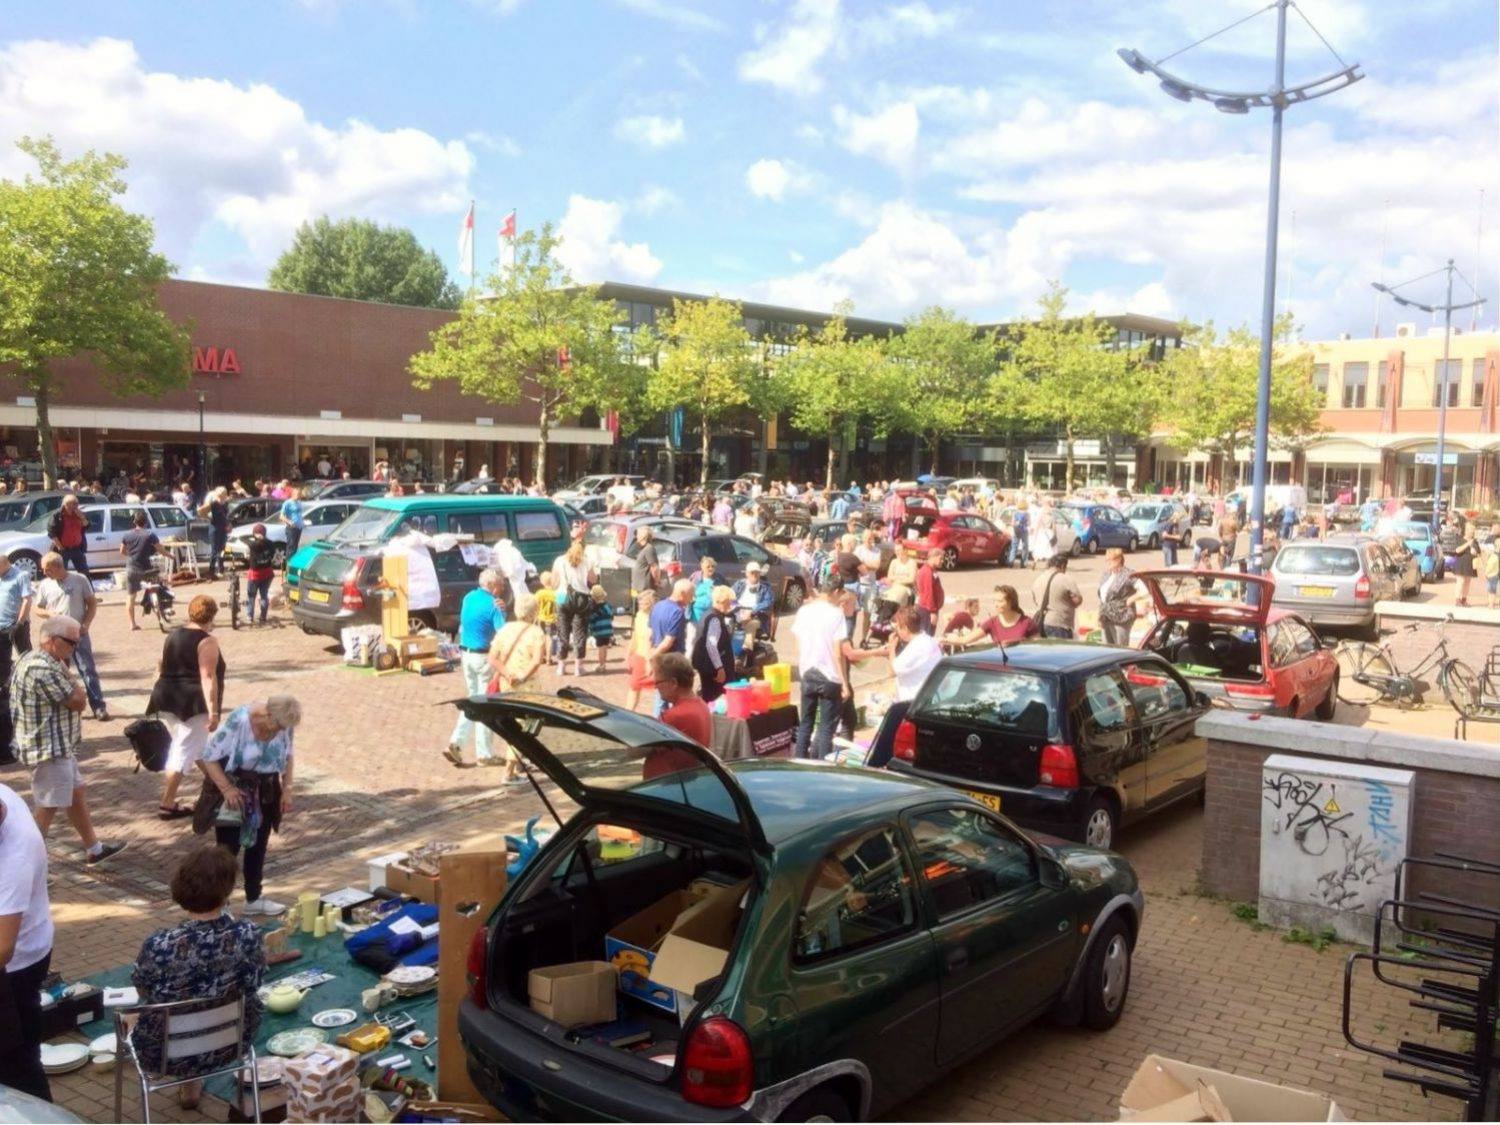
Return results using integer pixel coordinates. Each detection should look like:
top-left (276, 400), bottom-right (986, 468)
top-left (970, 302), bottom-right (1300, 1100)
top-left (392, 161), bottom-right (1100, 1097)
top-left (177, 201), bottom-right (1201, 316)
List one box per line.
top-left (0, 502), bottom-right (191, 580)
top-left (224, 499), bottom-right (361, 565)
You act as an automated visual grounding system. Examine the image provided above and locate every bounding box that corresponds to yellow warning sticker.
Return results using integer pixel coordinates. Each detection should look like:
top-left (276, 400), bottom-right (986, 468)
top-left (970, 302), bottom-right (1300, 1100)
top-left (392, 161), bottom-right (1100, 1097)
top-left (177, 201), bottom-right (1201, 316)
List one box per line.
top-left (1323, 796), bottom-right (1341, 815)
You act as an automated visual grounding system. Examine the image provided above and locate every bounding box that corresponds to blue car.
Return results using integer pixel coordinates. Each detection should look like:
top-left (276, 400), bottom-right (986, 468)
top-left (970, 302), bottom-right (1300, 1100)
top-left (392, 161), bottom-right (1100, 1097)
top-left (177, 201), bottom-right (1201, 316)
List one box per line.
top-left (1393, 520), bottom-right (1443, 581)
top-left (1061, 502), bottom-right (1139, 554)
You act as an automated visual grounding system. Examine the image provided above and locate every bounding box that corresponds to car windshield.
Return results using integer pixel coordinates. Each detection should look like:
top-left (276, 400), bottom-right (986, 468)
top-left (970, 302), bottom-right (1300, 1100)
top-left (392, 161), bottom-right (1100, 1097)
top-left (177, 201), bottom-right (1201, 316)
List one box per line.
top-left (914, 667), bottom-right (1054, 736)
top-left (303, 550), bottom-right (361, 585)
top-left (151, 507), bottom-right (189, 528)
top-left (1275, 545), bottom-right (1360, 577)
top-left (326, 505), bottom-right (400, 545)
top-left (1126, 504), bottom-right (1164, 520)
top-left (1396, 522), bottom-right (1431, 542)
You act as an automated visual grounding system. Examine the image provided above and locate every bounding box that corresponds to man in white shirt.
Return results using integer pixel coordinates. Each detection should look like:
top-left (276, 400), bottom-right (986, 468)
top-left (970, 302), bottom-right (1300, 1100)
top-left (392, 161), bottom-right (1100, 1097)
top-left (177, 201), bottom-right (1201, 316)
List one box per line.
top-left (864, 606), bottom-right (942, 768)
top-left (0, 781), bottom-right (55, 1101)
top-left (791, 576), bottom-right (854, 760)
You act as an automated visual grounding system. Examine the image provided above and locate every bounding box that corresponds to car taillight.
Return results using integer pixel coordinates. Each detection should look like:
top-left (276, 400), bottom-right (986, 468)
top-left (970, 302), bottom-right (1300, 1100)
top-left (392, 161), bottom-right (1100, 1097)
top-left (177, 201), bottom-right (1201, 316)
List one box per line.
top-left (681, 1017), bottom-right (753, 1108)
top-left (340, 559), bottom-right (366, 610)
top-left (1039, 743), bottom-right (1079, 788)
top-left (1226, 682), bottom-right (1276, 698)
top-left (893, 719), bottom-right (917, 761)
top-left (1354, 574), bottom-right (1371, 599)
top-left (466, 926), bottom-right (489, 1010)
top-left (1081, 517), bottom-right (1092, 532)
top-left (665, 560), bottom-right (682, 578)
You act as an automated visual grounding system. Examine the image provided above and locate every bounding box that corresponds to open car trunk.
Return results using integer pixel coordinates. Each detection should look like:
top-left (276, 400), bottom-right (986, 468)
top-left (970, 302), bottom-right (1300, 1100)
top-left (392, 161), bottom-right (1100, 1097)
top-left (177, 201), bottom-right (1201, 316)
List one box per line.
top-left (1135, 569), bottom-right (1271, 694)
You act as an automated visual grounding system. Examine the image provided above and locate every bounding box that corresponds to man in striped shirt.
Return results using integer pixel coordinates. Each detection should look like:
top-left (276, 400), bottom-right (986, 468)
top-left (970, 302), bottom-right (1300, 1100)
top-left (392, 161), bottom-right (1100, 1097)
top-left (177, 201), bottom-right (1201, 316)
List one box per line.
top-left (10, 616), bottom-right (123, 864)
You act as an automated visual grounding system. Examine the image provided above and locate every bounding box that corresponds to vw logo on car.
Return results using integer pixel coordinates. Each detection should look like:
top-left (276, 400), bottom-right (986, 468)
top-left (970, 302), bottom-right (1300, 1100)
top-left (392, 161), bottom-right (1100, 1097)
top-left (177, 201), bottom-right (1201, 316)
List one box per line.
top-left (965, 733), bottom-right (982, 751)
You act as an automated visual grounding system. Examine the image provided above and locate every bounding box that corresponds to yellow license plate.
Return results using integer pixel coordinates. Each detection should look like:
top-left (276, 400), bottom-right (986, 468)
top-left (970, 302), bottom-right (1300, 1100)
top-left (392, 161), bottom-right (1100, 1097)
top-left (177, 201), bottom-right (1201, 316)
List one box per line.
top-left (964, 789), bottom-right (1002, 813)
top-left (287, 587), bottom-right (299, 603)
top-left (306, 589), bottom-right (330, 604)
top-left (1300, 586), bottom-right (1336, 598)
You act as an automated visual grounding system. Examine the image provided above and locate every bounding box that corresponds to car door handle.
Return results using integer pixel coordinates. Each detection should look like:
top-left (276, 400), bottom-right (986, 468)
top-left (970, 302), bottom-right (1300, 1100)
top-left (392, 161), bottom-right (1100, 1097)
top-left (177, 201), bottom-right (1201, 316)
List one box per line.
top-left (944, 947), bottom-right (969, 971)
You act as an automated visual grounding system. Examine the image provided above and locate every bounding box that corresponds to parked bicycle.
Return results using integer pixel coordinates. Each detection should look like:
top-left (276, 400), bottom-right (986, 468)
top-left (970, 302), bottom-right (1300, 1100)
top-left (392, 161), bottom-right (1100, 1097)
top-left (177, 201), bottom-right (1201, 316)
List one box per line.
top-left (1334, 615), bottom-right (1479, 714)
top-left (139, 579), bottom-right (176, 632)
top-left (227, 570), bottom-right (242, 630)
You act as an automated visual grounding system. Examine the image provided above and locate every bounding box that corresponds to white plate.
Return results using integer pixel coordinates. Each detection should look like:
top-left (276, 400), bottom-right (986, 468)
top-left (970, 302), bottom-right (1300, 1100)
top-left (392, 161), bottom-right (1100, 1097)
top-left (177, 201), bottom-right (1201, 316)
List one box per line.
top-left (311, 1008), bottom-right (357, 1028)
top-left (384, 965), bottom-right (436, 986)
top-left (88, 1032), bottom-right (117, 1055)
top-left (239, 1057), bottom-right (284, 1086)
top-left (266, 1028), bottom-right (327, 1057)
top-left (40, 1042), bottom-right (89, 1073)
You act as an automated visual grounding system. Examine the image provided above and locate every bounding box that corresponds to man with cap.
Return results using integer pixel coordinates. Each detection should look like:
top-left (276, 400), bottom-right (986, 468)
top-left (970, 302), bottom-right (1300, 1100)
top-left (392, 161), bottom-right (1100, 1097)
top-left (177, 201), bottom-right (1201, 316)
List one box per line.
top-left (10, 615), bottom-right (123, 864)
top-left (731, 561), bottom-right (774, 637)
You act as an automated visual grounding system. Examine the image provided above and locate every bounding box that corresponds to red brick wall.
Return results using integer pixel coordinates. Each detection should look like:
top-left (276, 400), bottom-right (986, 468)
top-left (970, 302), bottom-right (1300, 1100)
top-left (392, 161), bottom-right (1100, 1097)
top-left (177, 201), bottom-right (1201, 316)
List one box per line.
top-left (1203, 736), bottom-right (1500, 912)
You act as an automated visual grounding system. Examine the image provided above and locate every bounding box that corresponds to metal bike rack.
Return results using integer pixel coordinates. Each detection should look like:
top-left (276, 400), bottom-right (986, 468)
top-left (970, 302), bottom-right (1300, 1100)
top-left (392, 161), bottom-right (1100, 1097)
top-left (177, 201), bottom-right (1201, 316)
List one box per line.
top-left (1341, 852), bottom-right (1499, 1120)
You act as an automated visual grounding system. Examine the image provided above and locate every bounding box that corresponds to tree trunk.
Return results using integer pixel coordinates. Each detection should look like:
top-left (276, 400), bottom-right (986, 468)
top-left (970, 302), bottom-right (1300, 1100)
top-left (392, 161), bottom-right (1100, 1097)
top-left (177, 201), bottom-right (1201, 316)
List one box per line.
top-left (535, 402), bottom-right (550, 488)
top-left (825, 431), bottom-right (837, 491)
top-left (34, 378), bottom-right (57, 489)
top-left (1064, 427), bottom-right (1075, 493)
top-left (928, 434), bottom-right (940, 477)
top-left (1104, 434), bottom-right (1117, 486)
top-left (699, 411), bottom-right (711, 488)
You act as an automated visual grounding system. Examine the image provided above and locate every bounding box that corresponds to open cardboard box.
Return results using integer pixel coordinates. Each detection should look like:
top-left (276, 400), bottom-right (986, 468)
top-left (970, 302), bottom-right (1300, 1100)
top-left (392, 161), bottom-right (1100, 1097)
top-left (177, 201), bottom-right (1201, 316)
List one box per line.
top-left (649, 879), bottom-right (749, 999)
top-left (529, 961), bottom-right (618, 1027)
top-left (387, 847), bottom-right (507, 906)
top-left (1120, 1055), bottom-right (1346, 1122)
top-left (604, 890), bottom-right (697, 1012)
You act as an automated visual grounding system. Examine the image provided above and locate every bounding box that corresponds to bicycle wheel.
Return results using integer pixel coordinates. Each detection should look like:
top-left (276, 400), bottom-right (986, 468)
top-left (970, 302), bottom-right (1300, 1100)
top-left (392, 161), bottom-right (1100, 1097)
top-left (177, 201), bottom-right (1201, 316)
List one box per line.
top-left (1440, 659), bottom-right (1481, 716)
top-left (1335, 642), bottom-right (1392, 706)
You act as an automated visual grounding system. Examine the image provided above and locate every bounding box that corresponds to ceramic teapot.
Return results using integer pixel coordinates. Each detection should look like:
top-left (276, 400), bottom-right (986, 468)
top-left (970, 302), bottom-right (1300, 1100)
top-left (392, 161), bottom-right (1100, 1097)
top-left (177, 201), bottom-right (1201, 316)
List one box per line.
top-left (263, 983), bottom-right (307, 1013)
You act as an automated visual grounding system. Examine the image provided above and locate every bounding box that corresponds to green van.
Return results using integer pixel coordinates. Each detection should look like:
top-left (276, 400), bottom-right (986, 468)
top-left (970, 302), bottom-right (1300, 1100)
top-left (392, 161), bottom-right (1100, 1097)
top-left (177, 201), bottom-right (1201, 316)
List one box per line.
top-left (285, 494), bottom-right (570, 596)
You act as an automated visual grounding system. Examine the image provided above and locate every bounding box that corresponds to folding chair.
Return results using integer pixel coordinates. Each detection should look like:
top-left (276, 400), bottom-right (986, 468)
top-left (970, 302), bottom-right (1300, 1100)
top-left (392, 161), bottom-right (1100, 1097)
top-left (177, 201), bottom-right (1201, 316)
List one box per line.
top-left (113, 993), bottom-right (261, 1123)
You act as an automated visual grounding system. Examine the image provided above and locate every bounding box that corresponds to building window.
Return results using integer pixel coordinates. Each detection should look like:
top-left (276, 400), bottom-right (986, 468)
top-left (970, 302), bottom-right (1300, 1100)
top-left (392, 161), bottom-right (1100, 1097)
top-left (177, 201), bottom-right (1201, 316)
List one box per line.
top-left (1433, 359), bottom-right (1461, 408)
top-left (1313, 364), bottom-right (1329, 403)
top-left (1341, 362), bottom-right (1368, 409)
top-left (1376, 360), bottom-right (1389, 409)
top-left (1473, 358), bottom-right (1488, 407)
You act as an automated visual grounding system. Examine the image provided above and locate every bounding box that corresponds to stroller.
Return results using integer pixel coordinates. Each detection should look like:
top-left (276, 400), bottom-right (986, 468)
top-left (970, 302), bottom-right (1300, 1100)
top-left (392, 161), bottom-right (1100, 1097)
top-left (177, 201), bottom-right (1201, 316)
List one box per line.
top-left (734, 617), bottom-right (779, 680)
top-left (861, 581), bottom-right (908, 649)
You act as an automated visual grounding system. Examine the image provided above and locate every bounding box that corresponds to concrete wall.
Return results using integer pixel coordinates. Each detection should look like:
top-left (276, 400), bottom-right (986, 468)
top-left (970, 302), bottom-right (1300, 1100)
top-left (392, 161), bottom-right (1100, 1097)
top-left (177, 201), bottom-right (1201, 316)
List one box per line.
top-left (1199, 713), bottom-right (1500, 921)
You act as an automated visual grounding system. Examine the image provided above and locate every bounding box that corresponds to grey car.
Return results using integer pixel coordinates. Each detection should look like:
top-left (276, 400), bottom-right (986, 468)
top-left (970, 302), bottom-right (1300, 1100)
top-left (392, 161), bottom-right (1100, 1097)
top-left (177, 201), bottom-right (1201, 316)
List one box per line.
top-left (1124, 502), bottom-right (1192, 550)
top-left (598, 525), bottom-right (808, 612)
top-left (1269, 535), bottom-right (1404, 638)
top-left (0, 491), bottom-right (102, 533)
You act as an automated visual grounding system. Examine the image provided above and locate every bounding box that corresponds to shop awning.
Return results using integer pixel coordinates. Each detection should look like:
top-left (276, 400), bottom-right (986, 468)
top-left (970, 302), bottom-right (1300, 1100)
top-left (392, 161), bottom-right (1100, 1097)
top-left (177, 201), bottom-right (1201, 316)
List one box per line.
top-left (1301, 440), bottom-right (1382, 465)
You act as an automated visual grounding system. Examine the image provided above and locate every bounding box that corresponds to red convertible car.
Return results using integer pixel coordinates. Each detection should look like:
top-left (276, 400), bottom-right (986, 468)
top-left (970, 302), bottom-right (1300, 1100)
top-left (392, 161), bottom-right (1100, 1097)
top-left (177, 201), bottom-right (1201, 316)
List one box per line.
top-left (1135, 570), bottom-right (1339, 719)
top-left (899, 506), bottom-right (1012, 569)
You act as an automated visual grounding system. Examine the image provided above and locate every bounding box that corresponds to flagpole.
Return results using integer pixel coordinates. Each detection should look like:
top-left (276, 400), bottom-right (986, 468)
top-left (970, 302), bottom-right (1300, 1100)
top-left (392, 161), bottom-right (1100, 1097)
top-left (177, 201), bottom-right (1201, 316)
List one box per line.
top-left (468, 199), bottom-right (475, 297)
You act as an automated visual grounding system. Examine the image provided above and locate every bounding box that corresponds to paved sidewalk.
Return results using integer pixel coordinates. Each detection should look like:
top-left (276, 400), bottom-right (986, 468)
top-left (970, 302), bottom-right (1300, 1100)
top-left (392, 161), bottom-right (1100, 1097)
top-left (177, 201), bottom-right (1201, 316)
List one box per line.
top-left (9, 576), bottom-right (1466, 1121)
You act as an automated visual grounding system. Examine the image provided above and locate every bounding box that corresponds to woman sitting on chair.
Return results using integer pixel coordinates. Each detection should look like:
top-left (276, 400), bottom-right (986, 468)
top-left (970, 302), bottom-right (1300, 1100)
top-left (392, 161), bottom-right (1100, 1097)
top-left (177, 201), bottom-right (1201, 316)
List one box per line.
top-left (129, 845), bottom-right (265, 1109)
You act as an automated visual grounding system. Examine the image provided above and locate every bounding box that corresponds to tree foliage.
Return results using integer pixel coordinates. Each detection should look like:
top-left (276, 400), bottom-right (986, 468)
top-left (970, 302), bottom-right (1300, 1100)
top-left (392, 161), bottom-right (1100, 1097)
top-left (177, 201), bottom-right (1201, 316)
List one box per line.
top-left (640, 297), bottom-right (765, 487)
top-left (1163, 315), bottom-right (1324, 486)
top-left (269, 216), bottom-right (461, 309)
top-left (409, 223), bottom-right (630, 486)
top-left (1004, 281), bottom-right (1160, 491)
top-left (781, 304), bottom-right (897, 488)
top-left (886, 307), bottom-right (998, 474)
top-left (0, 136), bottom-right (190, 486)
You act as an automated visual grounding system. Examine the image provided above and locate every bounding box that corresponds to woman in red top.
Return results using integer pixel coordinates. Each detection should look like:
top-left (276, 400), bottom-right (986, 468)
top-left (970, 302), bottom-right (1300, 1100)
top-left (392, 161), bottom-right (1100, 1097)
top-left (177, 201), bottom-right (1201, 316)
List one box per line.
top-left (950, 585), bottom-right (1037, 647)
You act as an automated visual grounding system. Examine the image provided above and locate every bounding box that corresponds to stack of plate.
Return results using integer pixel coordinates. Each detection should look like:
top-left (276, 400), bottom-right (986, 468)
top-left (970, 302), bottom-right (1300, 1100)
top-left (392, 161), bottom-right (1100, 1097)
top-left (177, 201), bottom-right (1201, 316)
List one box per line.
top-left (40, 1043), bottom-right (89, 1075)
top-left (383, 965), bottom-right (437, 997)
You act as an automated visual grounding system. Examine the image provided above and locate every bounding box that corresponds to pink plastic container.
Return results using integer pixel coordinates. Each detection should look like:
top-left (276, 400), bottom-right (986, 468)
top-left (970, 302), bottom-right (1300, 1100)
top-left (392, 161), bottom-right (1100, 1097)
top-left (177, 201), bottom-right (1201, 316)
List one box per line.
top-left (748, 680), bottom-right (773, 715)
top-left (724, 682), bottom-right (754, 719)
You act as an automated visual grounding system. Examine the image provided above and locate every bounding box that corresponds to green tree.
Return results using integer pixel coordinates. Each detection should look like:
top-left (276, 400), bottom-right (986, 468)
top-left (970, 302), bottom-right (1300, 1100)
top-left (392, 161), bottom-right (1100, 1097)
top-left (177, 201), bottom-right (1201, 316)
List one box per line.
top-left (887, 307), bottom-right (998, 475)
top-left (409, 224), bottom-right (629, 486)
top-left (641, 297), bottom-right (763, 487)
top-left (1164, 315), bottom-right (1324, 487)
top-left (781, 305), bottom-right (896, 489)
top-left (1004, 282), bottom-right (1157, 492)
top-left (0, 136), bottom-right (191, 487)
top-left (269, 216), bottom-right (461, 309)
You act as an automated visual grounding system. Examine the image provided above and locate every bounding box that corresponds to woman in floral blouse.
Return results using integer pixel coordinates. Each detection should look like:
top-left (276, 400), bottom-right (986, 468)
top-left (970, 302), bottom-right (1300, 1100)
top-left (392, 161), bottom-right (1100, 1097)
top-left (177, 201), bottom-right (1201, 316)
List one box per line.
top-left (130, 844), bottom-right (265, 1108)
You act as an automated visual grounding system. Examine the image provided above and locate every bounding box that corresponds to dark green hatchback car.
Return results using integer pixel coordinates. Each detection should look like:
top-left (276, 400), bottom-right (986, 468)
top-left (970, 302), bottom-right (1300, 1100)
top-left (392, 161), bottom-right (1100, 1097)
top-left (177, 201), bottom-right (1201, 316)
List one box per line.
top-left (456, 689), bottom-right (1144, 1122)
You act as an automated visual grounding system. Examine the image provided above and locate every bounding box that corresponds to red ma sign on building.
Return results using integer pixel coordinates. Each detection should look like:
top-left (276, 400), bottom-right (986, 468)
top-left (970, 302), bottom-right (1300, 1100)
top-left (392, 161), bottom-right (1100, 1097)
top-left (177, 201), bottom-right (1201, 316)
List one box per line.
top-left (193, 346), bottom-right (240, 374)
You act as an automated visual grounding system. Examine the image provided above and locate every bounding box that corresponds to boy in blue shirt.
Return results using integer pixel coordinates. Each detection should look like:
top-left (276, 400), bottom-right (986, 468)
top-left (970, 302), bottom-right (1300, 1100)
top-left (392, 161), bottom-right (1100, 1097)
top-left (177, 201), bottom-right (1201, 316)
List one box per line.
top-left (587, 585), bottom-right (616, 672)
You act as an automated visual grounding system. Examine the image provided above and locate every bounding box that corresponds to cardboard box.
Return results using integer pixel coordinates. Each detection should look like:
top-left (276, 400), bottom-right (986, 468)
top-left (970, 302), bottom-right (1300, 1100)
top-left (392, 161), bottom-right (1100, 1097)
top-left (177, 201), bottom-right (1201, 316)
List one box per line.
top-left (604, 890), bottom-right (698, 1012)
top-left (649, 880), bottom-right (748, 997)
top-left (366, 851), bottom-right (409, 893)
top-left (436, 848), bottom-right (508, 1103)
top-left (283, 1044), bottom-right (361, 1123)
top-left (386, 848), bottom-right (506, 907)
top-left (397, 635), bottom-right (441, 667)
top-left (1120, 1055), bottom-right (1345, 1122)
top-left (528, 961), bottom-right (618, 1027)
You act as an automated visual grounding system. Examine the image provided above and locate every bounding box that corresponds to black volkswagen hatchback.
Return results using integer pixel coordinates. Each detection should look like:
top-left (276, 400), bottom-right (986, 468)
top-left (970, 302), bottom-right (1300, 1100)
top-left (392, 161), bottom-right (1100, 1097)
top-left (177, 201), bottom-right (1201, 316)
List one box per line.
top-left (886, 642), bottom-right (1211, 849)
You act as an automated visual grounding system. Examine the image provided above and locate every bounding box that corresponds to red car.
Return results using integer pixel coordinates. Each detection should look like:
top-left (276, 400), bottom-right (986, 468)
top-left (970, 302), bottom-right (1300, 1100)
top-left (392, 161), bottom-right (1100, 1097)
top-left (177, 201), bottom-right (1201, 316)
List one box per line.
top-left (1135, 569), bottom-right (1339, 719)
top-left (898, 506), bottom-right (1012, 569)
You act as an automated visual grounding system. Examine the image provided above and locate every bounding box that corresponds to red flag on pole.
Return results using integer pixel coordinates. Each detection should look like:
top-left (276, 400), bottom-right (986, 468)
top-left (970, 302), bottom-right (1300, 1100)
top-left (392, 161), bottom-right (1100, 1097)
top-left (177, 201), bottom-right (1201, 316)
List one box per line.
top-left (458, 202), bottom-right (475, 277)
top-left (499, 210), bottom-right (517, 271)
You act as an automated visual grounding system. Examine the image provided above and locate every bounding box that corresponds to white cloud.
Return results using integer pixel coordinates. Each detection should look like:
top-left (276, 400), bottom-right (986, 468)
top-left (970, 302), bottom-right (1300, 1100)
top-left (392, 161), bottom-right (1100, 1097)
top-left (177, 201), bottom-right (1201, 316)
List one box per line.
top-left (745, 158), bottom-right (815, 202)
top-left (0, 37), bottom-right (472, 271)
top-left (612, 0), bottom-right (727, 32)
top-left (464, 129), bottom-right (521, 156)
top-left (739, 0), bottom-right (840, 93)
top-left (555, 194), bottom-right (662, 284)
top-left (858, 1), bottom-right (958, 45)
top-left (634, 184), bottom-right (680, 214)
top-left (613, 114), bottom-right (686, 149)
top-left (832, 101), bottom-right (920, 169)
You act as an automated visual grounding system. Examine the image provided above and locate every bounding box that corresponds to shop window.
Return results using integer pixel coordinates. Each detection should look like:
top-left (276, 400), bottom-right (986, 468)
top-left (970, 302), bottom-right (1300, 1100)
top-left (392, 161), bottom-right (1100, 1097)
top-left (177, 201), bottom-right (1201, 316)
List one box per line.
top-left (1473, 359), bottom-right (1488, 407)
top-left (1341, 362), bottom-right (1368, 408)
top-left (1433, 360), bottom-right (1461, 408)
top-left (513, 509), bottom-right (565, 542)
top-left (1376, 360), bottom-right (1389, 409)
top-left (1312, 364), bottom-right (1330, 403)
top-left (794, 826), bottom-right (915, 961)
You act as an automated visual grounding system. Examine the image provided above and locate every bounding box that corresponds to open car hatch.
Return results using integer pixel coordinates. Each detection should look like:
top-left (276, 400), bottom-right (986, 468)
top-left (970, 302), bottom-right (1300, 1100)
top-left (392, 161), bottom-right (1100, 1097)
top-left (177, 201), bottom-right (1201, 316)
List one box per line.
top-left (1135, 569), bottom-right (1274, 628)
top-left (456, 687), bottom-right (771, 855)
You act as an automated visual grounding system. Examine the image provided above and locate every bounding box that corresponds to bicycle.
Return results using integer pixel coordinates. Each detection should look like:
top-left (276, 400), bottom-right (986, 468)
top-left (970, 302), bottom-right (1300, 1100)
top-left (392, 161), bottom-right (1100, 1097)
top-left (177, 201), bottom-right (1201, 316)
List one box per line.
top-left (1334, 615), bottom-right (1480, 715)
top-left (227, 569), bottom-right (242, 630)
top-left (139, 580), bottom-right (176, 632)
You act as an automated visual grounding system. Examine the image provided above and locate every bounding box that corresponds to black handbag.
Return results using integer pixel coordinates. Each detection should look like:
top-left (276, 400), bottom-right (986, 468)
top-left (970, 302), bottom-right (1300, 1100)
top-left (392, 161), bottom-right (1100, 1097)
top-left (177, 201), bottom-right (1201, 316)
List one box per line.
top-left (123, 717), bottom-right (171, 772)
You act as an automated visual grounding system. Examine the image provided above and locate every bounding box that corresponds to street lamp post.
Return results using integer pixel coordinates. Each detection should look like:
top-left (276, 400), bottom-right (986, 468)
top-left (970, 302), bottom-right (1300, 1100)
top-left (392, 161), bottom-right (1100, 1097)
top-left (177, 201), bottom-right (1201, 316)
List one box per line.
top-left (1372, 261), bottom-right (1487, 525)
top-left (1119, 0), bottom-right (1362, 574)
top-left (197, 391), bottom-right (207, 493)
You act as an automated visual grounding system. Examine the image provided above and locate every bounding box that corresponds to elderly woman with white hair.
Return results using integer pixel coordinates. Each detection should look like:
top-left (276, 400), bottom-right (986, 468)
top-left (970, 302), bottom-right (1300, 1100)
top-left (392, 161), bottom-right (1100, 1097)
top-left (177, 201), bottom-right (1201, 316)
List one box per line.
top-left (195, 694), bottom-right (302, 916)
top-left (486, 593), bottom-right (548, 784)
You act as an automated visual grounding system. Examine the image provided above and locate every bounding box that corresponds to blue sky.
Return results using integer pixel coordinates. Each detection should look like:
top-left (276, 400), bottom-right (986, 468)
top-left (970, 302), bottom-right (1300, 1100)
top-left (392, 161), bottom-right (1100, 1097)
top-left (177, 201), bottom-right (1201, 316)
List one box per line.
top-left (1, 0), bottom-right (1496, 337)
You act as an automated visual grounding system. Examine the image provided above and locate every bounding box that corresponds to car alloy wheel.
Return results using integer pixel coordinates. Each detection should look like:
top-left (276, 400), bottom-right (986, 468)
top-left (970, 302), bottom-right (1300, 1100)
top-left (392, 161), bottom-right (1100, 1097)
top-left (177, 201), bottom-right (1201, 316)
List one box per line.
top-left (1083, 800), bottom-right (1115, 848)
top-left (1147, 533), bottom-right (1159, 549)
top-left (1100, 933), bottom-right (1129, 1012)
top-left (9, 553), bottom-right (39, 581)
top-left (941, 547), bottom-right (959, 570)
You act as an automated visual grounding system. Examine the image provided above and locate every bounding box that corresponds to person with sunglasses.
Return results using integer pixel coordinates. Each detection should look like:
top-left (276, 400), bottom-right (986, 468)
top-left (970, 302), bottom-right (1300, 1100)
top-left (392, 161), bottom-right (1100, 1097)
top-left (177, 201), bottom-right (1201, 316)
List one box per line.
top-left (10, 616), bottom-right (124, 865)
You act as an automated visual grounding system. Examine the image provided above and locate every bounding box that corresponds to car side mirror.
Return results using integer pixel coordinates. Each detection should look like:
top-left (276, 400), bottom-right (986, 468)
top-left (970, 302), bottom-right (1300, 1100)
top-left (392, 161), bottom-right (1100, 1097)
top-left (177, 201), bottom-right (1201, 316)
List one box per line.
top-left (1038, 856), bottom-right (1067, 889)
top-left (1194, 691), bottom-right (1211, 709)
